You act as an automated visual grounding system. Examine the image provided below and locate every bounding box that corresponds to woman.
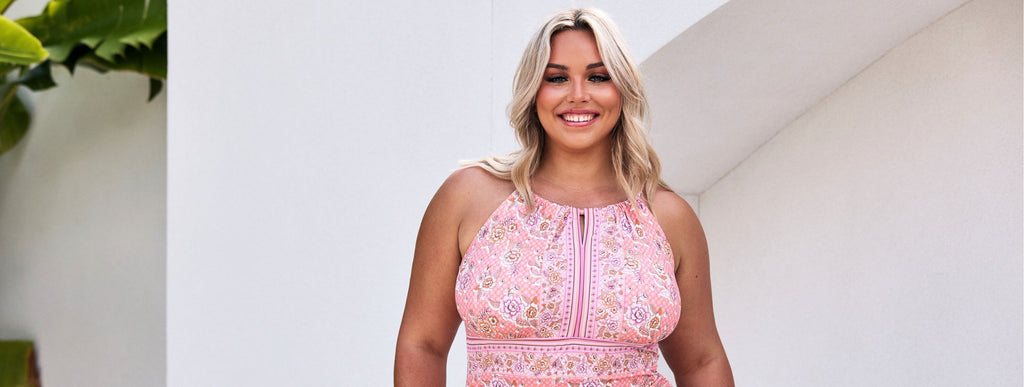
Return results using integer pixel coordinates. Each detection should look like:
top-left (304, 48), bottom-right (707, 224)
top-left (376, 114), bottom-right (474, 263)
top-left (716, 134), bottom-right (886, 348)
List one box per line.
top-left (395, 8), bottom-right (733, 386)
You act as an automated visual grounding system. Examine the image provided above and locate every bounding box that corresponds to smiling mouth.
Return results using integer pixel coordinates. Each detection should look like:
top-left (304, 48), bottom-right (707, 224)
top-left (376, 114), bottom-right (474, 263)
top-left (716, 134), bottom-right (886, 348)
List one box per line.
top-left (559, 113), bottom-right (597, 123)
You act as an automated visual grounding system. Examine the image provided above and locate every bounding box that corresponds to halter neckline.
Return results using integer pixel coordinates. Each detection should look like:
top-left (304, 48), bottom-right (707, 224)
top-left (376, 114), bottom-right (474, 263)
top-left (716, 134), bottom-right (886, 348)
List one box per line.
top-left (525, 191), bottom-right (637, 211)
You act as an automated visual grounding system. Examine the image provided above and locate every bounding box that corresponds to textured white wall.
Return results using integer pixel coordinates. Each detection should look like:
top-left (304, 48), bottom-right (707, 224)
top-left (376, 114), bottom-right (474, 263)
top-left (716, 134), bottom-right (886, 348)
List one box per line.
top-left (166, 1), bottom-right (718, 386)
top-left (0, 68), bottom-right (166, 386)
top-left (700, 0), bottom-right (1022, 385)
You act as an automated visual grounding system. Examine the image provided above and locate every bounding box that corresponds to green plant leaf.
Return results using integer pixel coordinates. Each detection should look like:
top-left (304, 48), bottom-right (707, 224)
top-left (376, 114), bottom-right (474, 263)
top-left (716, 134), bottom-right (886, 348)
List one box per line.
top-left (148, 77), bottom-right (161, 101)
top-left (57, 42), bottom-right (90, 74)
top-left (0, 341), bottom-right (40, 387)
top-left (43, 41), bottom-right (75, 62)
top-left (0, 84), bottom-right (30, 155)
top-left (77, 31), bottom-right (165, 79)
top-left (17, 0), bottom-right (166, 63)
top-left (1, 0), bottom-right (17, 15)
top-left (15, 61), bottom-right (56, 91)
top-left (0, 15), bottom-right (47, 65)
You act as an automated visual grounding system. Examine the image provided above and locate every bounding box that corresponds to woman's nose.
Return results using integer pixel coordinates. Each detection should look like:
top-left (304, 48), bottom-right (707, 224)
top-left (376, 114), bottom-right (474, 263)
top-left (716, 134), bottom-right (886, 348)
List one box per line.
top-left (568, 81), bottom-right (589, 103)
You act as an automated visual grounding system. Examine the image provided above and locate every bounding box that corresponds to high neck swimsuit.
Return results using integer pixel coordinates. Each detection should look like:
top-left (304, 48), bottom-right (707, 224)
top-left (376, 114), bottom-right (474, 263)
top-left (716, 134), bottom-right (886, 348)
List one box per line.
top-left (455, 191), bottom-right (681, 386)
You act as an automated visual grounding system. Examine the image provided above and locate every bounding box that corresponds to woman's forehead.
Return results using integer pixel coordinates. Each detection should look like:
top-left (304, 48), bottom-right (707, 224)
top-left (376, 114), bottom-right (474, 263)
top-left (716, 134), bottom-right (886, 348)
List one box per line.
top-left (548, 30), bottom-right (601, 64)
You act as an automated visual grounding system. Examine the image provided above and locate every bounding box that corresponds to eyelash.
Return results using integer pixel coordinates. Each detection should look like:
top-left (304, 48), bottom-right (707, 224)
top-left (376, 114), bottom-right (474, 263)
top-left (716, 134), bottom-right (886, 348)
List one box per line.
top-left (544, 74), bottom-right (612, 83)
top-left (545, 75), bottom-right (569, 83)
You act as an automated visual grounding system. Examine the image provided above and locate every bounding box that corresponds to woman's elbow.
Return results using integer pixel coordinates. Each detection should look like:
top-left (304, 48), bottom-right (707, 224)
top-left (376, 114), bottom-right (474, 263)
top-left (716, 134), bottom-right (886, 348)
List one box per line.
top-left (672, 352), bottom-right (734, 387)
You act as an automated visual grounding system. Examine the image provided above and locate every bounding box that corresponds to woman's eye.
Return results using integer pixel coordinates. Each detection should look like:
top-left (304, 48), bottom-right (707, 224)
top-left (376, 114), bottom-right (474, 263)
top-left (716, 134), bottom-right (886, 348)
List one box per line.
top-left (545, 75), bottom-right (568, 83)
top-left (589, 74), bottom-right (611, 83)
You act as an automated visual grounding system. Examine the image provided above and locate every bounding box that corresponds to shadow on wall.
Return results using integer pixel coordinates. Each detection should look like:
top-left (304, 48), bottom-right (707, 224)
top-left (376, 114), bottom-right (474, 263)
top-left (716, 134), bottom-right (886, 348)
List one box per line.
top-left (642, 0), bottom-right (972, 194)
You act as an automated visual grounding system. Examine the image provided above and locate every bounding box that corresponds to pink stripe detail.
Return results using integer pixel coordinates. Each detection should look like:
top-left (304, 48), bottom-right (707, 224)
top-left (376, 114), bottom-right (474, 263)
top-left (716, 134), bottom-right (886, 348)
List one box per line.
top-left (578, 208), bottom-right (594, 337)
top-left (467, 336), bottom-right (649, 346)
top-left (567, 208), bottom-right (581, 336)
top-left (467, 346), bottom-right (644, 354)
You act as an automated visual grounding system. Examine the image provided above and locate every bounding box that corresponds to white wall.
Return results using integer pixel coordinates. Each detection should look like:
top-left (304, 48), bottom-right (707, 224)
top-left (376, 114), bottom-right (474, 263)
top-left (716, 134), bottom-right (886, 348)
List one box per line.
top-left (166, 1), bottom-right (718, 386)
top-left (168, 1), bottom-right (491, 385)
top-left (0, 68), bottom-right (166, 386)
top-left (700, 0), bottom-right (1022, 385)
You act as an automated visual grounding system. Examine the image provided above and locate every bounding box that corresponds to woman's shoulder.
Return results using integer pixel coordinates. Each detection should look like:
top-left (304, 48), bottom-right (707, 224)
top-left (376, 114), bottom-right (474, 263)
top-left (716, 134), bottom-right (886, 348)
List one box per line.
top-left (440, 166), bottom-right (517, 254)
top-left (649, 188), bottom-right (695, 221)
top-left (434, 166), bottom-right (515, 215)
top-left (441, 166), bottom-right (514, 197)
top-left (648, 188), bottom-right (705, 247)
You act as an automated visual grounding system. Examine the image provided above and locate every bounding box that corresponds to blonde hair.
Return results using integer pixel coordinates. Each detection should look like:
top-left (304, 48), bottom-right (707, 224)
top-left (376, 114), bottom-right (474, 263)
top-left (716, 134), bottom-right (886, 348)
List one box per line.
top-left (465, 7), bottom-right (666, 209)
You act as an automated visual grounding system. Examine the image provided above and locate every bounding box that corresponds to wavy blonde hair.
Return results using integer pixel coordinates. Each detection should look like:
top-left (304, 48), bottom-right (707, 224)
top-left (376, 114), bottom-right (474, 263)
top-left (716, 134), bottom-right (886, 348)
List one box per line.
top-left (465, 7), bottom-right (666, 209)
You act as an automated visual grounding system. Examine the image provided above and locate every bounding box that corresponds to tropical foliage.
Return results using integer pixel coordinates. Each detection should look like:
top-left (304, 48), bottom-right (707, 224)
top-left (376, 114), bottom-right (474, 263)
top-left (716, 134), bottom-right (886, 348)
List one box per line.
top-left (0, 341), bottom-right (40, 387)
top-left (0, 0), bottom-right (166, 155)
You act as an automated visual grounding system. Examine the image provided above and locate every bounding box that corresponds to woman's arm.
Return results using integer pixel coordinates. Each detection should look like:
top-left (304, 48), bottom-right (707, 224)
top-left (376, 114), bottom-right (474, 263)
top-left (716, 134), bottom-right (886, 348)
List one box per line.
top-left (394, 171), bottom-right (472, 386)
top-left (652, 191), bottom-right (734, 387)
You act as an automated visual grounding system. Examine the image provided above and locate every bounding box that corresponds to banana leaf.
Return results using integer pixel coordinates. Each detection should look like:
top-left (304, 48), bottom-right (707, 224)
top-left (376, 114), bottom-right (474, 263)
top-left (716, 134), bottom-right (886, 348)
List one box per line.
top-left (17, 0), bottom-right (166, 62)
top-left (75, 31), bottom-right (165, 100)
top-left (77, 31), bottom-right (165, 79)
top-left (0, 15), bottom-right (48, 65)
top-left (0, 0), bottom-right (168, 157)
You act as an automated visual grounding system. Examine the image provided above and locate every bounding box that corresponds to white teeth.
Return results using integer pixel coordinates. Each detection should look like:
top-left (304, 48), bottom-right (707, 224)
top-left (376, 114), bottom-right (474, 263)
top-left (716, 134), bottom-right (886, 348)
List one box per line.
top-left (562, 114), bottom-right (595, 122)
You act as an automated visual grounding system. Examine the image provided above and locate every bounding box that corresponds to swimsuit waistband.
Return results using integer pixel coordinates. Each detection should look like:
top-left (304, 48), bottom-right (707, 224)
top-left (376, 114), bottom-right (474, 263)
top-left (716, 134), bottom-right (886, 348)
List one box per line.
top-left (466, 337), bottom-right (661, 379)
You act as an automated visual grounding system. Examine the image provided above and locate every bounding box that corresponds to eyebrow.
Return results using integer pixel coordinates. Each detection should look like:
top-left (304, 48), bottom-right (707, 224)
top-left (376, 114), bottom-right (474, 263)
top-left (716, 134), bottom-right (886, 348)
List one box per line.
top-left (546, 62), bottom-right (605, 70)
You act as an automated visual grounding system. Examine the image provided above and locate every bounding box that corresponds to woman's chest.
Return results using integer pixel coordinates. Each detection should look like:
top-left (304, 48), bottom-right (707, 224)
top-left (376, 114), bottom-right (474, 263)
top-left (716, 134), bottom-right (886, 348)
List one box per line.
top-left (455, 204), bottom-right (681, 344)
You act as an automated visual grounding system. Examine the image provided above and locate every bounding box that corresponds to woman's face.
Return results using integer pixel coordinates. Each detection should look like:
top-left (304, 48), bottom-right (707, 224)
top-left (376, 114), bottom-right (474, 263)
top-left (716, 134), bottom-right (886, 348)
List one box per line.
top-left (535, 29), bottom-right (622, 155)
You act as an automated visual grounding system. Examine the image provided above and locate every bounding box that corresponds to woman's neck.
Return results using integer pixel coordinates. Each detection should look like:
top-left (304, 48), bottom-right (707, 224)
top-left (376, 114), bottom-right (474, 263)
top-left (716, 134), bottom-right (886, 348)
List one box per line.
top-left (533, 145), bottom-right (621, 199)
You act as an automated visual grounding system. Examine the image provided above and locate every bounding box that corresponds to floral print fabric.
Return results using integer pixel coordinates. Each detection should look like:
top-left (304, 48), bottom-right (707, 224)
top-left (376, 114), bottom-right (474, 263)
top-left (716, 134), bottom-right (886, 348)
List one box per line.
top-left (455, 192), bottom-right (681, 386)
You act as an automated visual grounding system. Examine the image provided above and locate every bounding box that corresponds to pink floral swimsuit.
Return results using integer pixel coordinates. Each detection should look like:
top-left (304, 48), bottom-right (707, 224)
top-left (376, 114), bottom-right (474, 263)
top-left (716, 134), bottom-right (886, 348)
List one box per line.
top-left (455, 191), bottom-right (681, 386)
